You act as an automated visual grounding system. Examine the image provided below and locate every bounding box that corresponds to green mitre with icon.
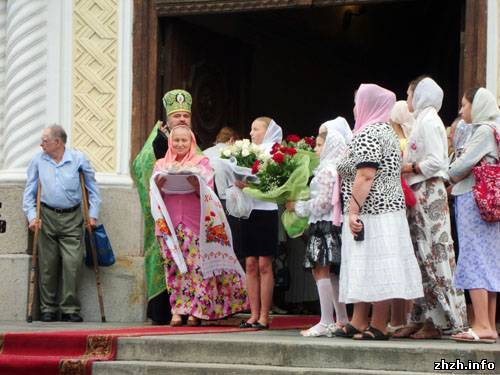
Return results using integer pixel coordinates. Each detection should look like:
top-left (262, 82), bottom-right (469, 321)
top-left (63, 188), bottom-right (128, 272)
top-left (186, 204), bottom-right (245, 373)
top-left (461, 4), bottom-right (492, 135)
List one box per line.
top-left (163, 89), bottom-right (192, 115)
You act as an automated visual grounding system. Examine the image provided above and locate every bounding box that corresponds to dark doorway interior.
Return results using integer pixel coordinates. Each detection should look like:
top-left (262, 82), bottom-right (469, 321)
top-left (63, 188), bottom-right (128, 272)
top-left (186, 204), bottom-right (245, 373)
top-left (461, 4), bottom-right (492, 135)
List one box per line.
top-left (158, 0), bottom-right (462, 145)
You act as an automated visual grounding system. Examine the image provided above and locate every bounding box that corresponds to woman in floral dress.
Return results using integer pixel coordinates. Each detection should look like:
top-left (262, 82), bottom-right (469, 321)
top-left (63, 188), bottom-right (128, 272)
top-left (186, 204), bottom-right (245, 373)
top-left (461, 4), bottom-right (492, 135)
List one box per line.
top-left (150, 125), bottom-right (248, 326)
top-left (396, 76), bottom-right (467, 339)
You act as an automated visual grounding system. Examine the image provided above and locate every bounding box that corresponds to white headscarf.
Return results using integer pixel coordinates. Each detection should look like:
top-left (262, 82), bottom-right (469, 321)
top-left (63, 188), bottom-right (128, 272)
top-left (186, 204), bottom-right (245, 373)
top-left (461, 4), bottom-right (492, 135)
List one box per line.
top-left (318, 129), bottom-right (347, 172)
top-left (471, 88), bottom-right (500, 124)
top-left (261, 119), bottom-right (283, 152)
top-left (412, 77), bottom-right (443, 118)
top-left (320, 117), bottom-right (353, 144)
top-left (390, 100), bottom-right (415, 137)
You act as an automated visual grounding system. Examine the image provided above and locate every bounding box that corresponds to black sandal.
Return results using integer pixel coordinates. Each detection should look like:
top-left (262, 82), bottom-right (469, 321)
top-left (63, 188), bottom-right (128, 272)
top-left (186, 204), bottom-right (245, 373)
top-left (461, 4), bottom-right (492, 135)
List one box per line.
top-left (354, 326), bottom-right (390, 341)
top-left (239, 320), bottom-right (255, 329)
top-left (334, 323), bottom-right (362, 338)
top-left (252, 322), bottom-right (269, 330)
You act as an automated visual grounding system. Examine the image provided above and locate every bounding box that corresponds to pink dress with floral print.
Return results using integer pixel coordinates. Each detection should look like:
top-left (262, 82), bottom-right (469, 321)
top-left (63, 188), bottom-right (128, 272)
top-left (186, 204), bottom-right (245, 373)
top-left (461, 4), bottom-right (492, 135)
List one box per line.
top-left (155, 158), bottom-right (249, 319)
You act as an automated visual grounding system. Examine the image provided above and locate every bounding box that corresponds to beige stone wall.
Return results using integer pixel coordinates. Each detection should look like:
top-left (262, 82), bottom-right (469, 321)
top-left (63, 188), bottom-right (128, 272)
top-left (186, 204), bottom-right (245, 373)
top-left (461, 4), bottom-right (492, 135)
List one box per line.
top-left (72, 0), bottom-right (118, 173)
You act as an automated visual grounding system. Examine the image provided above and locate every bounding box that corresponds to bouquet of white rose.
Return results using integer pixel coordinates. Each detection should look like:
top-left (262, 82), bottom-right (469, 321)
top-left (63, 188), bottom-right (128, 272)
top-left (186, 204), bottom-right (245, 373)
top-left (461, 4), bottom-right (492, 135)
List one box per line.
top-left (220, 139), bottom-right (267, 166)
top-left (218, 139), bottom-right (268, 218)
top-left (219, 139), bottom-right (268, 182)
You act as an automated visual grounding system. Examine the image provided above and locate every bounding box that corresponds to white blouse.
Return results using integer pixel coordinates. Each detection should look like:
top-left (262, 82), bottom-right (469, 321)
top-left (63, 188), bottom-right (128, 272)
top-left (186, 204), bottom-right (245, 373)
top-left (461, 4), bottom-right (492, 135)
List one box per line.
top-left (403, 107), bottom-right (449, 186)
top-left (295, 166), bottom-right (336, 224)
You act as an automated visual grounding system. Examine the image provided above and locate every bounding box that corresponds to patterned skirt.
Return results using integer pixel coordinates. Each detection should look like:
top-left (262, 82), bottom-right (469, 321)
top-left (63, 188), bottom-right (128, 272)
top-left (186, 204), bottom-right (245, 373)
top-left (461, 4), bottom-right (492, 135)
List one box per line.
top-left (304, 221), bottom-right (341, 273)
top-left (408, 178), bottom-right (467, 330)
top-left (160, 223), bottom-right (249, 320)
top-left (454, 192), bottom-right (500, 292)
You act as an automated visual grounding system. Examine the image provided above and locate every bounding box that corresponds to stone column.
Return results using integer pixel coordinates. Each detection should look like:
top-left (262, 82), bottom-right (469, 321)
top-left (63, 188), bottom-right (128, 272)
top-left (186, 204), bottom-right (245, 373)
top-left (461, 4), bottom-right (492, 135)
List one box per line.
top-left (0, 0), bottom-right (47, 254)
top-left (0, 0), bottom-right (6, 166)
top-left (0, 0), bottom-right (47, 320)
top-left (2, 0), bottom-right (47, 174)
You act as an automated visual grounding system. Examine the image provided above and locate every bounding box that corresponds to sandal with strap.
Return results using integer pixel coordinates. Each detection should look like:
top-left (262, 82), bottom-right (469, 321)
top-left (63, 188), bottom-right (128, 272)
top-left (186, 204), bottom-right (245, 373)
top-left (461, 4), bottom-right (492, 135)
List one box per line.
top-left (453, 328), bottom-right (496, 344)
top-left (300, 323), bottom-right (334, 338)
top-left (239, 320), bottom-right (255, 329)
top-left (252, 322), bottom-right (269, 330)
top-left (354, 326), bottom-right (390, 341)
top-left (334, 323), bottom-right (362, 338)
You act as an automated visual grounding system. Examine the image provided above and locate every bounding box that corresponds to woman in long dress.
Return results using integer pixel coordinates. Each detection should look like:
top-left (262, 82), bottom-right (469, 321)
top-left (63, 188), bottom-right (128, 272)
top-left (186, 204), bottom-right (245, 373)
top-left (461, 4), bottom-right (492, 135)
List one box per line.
top-left (396, 76), bottom-right (467, 339)
top-left (150, 125), bottom-right (248, 326)
top-left (449, 87), bottom-right (499, 344)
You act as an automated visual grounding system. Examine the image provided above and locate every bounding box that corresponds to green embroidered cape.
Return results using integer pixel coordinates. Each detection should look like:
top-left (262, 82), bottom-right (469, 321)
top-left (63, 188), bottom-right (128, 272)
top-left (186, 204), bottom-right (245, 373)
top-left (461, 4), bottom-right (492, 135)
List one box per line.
top-left (131, 123), bottom-right (166, 301)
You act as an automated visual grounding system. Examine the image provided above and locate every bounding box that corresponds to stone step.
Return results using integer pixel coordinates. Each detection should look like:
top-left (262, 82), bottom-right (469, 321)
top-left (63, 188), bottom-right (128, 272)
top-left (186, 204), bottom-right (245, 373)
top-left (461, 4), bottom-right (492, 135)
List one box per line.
top-left (113, 331), bottom-right (500, 373)
top-left (93, 361), bottom-right (432, 375)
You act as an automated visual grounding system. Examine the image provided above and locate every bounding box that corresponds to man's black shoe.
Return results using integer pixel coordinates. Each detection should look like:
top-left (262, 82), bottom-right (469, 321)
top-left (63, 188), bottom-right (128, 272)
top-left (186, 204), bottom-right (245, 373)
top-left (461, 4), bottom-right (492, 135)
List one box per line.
top-left (60, 313), bottom-right (83, 322)
top-left (40, 312), bottom-right (57, 322)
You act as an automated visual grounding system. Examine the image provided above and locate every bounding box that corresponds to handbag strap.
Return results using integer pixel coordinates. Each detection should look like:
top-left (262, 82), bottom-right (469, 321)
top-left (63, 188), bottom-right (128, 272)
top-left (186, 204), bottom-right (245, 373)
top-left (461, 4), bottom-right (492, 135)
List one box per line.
top-left (477, 123), bottom-right (499, 165)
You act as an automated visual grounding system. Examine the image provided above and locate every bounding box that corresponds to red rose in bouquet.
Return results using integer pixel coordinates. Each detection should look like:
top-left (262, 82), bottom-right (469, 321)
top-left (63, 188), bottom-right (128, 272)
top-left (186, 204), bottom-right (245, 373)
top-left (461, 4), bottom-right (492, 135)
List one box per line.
top-left (286, 134), bottom-right (301, 143)
top-left (272, 152), bottom-right (285, 164)
top-left (271, 142), bottom-right (281, 155)
top-left (304, 136), bottom-right (316, 148)
top-left (251, 159), bottom-right (261, 174)
top-left (282, 134), bottom-right (316, 152)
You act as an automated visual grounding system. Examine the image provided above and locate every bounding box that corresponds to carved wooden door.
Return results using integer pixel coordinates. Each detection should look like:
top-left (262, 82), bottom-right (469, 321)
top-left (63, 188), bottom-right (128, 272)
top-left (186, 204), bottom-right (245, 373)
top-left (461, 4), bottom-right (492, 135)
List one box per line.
top-left (158, 18), bottom-right (251, 148)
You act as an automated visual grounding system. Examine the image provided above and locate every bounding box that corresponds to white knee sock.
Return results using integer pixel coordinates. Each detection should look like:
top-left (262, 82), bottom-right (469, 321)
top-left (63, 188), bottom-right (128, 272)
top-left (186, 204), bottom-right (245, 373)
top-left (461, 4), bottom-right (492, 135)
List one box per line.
top-left (316, 278), bottom-right (334, 325)
top-left (330, 274), bottom-right (349, 324)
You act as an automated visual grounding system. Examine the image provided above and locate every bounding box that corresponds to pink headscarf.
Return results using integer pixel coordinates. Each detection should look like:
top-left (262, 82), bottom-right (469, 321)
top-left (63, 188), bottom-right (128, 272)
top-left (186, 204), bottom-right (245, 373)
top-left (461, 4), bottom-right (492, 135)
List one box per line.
top-left (353, 84), bottom-right (396, 134)
top-left (157, 125), bottom-right (204, 168)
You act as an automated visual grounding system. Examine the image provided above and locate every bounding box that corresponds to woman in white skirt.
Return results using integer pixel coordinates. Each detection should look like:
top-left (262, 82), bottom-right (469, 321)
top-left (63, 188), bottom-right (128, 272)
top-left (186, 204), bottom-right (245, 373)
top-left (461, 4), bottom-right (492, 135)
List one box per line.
top-left (336, 83), bottom-right (424, 340)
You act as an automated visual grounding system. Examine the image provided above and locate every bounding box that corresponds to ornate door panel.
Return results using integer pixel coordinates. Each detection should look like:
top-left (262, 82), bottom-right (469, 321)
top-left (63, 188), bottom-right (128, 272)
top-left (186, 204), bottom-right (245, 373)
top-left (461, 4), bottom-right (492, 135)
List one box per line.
top-left (158, 19), bottom-right (251, 148)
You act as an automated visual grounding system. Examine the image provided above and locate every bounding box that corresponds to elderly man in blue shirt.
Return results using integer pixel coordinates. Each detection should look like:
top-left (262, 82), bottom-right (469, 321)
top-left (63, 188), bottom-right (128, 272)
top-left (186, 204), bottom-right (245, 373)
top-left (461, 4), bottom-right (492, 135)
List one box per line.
top-left (23, 124), bottom-right (101, 322)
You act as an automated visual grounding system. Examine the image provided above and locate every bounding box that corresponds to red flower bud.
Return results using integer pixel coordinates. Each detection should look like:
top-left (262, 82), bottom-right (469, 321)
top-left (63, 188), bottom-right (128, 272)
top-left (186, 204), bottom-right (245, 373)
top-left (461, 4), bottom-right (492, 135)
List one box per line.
top-left (286, 134), bottom-right (301, 143)
top-left (251, 159), bottom-right (260, 174)
top-left (271, 142), bottom-right (281, 154)
top-left (272, 152), bottom-right (285, 164)
top-left (285, 147), bottom-right (297, 156)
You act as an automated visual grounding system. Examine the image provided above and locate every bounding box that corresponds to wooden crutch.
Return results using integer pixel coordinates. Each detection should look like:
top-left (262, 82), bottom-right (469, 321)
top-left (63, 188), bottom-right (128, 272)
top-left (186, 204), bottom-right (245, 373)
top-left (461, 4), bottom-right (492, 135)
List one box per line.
top-left (27, 181), bottom-right (41, 323)
top-left (80, 172), bottom-right (106, 322)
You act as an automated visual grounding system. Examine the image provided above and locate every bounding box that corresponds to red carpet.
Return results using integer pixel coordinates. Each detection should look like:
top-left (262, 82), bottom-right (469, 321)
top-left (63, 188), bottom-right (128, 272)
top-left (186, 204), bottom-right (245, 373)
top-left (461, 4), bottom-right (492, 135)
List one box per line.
top-left (0, 315), bottom-right (318, 375)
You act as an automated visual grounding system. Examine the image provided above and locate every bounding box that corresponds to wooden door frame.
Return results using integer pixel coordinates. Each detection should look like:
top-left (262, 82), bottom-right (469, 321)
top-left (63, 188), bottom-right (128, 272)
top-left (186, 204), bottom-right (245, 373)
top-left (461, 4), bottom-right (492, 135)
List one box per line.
top-left (131, 0), bottom-right (488, 159)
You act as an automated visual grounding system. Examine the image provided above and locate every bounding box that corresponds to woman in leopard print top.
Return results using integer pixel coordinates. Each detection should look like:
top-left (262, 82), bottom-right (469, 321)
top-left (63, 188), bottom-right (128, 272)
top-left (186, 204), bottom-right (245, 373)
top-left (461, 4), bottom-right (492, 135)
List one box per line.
top-left (335, 84), bottom-right (423, 340)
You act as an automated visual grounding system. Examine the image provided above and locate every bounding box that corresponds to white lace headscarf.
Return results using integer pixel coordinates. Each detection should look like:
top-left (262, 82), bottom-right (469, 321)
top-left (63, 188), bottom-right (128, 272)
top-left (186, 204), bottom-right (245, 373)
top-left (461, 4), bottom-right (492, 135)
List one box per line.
top-left (261, 119), bottom-right (283, 153)
top-left (318, 129), bottom-right (347, 173)
top-left (319, 116), bottom-right (353, 144)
